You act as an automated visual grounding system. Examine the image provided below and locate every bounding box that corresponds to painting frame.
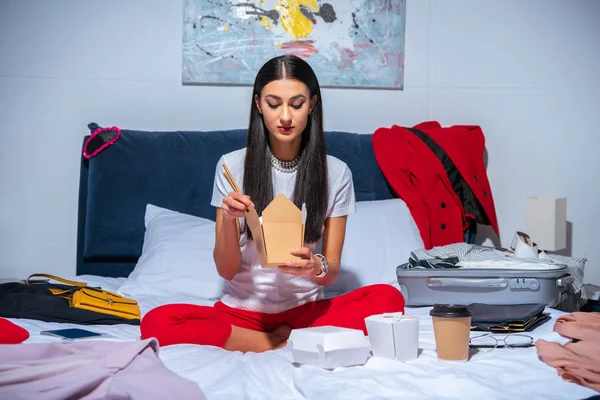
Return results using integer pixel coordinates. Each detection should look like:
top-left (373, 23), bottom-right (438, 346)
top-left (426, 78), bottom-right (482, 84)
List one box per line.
top-left (182, 0), bottom-right (406, 90)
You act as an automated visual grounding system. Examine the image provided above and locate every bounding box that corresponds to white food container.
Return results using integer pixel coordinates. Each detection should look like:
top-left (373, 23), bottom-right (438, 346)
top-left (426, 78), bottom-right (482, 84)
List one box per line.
top-left (289, 326), bottom-right (371, 369)
top-left (365, 312), bottom-right (419, 361)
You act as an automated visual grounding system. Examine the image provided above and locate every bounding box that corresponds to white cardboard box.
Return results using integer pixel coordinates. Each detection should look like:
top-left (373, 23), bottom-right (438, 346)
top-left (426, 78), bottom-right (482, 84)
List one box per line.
top-left (525, 196), bottom-right (567, 251)
top-left (365, 312), bottom-right (419, 361)
top-left (289, 326), bottom-right (371, 369)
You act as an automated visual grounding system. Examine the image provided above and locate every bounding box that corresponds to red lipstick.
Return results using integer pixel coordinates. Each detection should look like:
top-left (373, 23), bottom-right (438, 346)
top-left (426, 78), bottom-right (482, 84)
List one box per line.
top-left (278, 126), bottom-right (293, 133)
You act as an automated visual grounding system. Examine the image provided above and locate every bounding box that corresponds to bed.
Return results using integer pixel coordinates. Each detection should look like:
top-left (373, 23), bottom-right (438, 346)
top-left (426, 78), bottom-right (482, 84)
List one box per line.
top-left (5, 124), bottom-right (598, 400)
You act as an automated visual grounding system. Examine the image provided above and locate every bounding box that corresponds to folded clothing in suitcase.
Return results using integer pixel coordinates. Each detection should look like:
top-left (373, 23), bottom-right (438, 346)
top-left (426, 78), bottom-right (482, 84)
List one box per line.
top-left (397, 263), bottom-right (572, 308)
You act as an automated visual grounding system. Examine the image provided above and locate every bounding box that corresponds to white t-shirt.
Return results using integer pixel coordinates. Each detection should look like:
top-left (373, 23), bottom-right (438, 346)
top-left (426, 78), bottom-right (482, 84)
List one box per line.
top-left (210, 148), bottom-right (356, 314)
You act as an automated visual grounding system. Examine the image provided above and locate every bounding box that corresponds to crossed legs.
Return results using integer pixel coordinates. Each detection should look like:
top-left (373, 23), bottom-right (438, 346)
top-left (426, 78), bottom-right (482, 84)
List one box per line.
top-left (140, 284), bottom-right (405, 353)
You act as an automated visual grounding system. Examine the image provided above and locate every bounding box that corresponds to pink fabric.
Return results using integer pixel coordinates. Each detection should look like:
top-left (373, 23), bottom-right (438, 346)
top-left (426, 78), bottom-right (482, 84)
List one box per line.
top-left (0, 338), bottom-right (205, 400)
top-left (536, 312), bottom-right (600, 392)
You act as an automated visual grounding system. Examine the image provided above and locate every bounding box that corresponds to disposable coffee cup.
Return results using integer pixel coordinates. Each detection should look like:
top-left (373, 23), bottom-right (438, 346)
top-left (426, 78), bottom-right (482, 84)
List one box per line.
top-left (430, 304), bottom-right (472, 361)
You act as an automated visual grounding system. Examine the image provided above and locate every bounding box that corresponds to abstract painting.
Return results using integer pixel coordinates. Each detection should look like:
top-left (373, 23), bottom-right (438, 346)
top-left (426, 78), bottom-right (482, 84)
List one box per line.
top-left (182, 0), bottom-right (406, 89)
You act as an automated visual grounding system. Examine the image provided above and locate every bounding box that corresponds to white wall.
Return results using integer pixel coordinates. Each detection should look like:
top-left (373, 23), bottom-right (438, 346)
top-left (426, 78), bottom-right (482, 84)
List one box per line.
top-left (1, 0), bottom-right (599, 284)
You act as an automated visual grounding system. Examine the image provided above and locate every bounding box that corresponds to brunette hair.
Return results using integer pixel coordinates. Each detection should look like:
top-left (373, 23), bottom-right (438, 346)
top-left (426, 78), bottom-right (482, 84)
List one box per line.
top-left (243, 55), bottom-right (327, 243)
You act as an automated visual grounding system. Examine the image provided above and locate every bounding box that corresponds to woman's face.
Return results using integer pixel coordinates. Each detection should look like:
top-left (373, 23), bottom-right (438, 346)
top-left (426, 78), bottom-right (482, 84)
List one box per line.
top-left (255, 78), bottom-right (317, 147)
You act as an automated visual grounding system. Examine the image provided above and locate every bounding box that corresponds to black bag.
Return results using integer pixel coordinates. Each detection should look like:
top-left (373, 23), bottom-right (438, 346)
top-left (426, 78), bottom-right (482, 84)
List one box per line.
top-left (0, 282), bottom-right (140, 325)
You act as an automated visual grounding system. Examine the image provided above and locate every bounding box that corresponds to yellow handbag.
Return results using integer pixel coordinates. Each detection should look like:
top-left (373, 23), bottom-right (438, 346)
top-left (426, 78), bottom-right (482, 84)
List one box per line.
top-left (26, 273), bottom-right (141, 320)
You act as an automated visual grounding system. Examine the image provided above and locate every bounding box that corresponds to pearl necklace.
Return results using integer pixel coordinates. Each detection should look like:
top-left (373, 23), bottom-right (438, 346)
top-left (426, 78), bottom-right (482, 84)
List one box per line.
top-left (269, 150), bottom-right (300, 173)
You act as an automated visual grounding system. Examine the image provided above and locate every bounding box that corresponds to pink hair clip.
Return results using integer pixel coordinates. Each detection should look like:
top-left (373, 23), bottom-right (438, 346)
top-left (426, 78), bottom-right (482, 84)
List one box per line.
top-left (83, 126), bottom-right (121, 159)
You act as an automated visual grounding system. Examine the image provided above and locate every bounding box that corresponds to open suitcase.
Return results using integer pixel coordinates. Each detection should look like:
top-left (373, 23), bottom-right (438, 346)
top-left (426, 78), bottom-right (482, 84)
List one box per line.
top-left (396, 263), bottom-right (573, 308)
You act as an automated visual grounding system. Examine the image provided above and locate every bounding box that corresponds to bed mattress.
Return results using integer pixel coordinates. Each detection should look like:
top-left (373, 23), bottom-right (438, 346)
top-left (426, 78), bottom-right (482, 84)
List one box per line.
top-left (6, 275), bottom-right (597, 400)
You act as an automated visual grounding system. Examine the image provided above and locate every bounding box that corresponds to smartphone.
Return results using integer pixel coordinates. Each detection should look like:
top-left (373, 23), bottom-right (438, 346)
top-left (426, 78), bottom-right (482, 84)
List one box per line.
top-left (40, 328), bottom-right (104, 340)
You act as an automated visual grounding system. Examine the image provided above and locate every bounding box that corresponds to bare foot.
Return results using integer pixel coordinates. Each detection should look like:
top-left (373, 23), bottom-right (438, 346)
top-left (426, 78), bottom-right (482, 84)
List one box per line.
top-left (223, 324), bottom-right (291, 353)
top-left (272, 340), bottom-right (288, 350)
top-left (269, 324), bottom-right (292, 350)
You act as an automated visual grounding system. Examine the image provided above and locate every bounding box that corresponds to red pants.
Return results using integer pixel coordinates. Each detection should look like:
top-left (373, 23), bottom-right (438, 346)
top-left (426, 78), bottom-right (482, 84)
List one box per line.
top-left (140, 284), bottom-right (405, 348)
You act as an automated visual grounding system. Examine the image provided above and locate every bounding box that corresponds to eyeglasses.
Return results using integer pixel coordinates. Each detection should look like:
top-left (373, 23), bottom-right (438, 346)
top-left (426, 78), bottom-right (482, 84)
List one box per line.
top-left (469, 333), bottom-right (534, 351)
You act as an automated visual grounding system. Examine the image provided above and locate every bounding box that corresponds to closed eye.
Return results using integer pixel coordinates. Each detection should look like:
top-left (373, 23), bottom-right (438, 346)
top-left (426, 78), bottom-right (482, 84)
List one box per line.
top-left (267, 103), bottom-right (304, 110)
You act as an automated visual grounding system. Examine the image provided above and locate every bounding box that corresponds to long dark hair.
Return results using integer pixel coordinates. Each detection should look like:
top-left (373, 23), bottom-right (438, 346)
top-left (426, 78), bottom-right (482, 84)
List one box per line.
top-left (244, 55), bottom-right (327, 244)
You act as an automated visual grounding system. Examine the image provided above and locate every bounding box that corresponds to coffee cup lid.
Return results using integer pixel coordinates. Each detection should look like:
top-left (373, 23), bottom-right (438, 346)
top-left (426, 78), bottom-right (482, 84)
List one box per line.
top-left (430, 304), bottom-right (472, 318)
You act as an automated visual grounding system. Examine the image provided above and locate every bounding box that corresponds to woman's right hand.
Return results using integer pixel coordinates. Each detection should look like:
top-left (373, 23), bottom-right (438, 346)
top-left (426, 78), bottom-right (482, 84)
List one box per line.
top-left (222, 192), bottom-right (254, 221)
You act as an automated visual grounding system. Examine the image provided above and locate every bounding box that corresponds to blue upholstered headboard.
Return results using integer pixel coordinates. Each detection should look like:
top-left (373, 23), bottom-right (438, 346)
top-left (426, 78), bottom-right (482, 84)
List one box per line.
top-left (77, 125), bottom-right (396, 277)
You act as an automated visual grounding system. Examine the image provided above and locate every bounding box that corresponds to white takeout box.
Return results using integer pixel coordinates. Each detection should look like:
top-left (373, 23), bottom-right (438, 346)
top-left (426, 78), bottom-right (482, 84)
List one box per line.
top-left (365, 312), bottom-right (419, 361)
top-left (289, 326), bottom-right (371, 369)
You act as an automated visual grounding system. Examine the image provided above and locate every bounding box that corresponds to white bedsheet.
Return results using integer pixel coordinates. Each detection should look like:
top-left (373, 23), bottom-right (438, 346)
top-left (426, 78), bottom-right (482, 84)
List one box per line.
top-left (6, 275), bottom-right (598, 400)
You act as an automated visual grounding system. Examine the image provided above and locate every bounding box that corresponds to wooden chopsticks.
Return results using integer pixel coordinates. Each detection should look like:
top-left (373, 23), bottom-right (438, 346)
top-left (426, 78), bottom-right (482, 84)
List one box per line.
top-left (222, 163), bottom-right (242, 194)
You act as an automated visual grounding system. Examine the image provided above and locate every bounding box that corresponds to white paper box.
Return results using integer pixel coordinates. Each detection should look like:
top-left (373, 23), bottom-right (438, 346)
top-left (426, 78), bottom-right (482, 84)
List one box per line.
top-left (525, 196), bottom-right (567, 251)
top-left (289, 326), bottom-right (371, 369)
top-left (365, 312), bottom-right (419, 361)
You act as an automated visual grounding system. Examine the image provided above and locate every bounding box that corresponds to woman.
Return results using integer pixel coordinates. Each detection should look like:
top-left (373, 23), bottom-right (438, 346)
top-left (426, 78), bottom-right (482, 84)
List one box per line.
top-left (140, 55), bottom-right (405, 353)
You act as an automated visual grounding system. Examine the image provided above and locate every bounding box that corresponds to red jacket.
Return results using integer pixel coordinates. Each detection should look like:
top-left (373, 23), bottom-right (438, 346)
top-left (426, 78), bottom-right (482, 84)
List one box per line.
top-left (372, 121), bottom-right (499, 249)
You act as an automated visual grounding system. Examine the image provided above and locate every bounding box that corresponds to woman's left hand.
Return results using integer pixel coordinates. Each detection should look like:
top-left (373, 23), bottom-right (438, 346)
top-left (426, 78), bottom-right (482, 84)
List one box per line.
top-left (278, 248), bottom-right (320, 278)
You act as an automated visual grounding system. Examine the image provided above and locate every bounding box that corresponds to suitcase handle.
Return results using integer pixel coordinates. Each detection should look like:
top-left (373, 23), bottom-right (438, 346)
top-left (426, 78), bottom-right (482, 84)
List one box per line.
top-left (557, 274), bottom-right (573, 288)
top-left (426, 277), bottom-right (508, 289)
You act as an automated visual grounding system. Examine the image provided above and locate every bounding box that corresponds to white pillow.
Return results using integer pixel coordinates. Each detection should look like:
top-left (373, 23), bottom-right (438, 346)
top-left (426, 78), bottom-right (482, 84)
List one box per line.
top-left (117, 204), bottom-right (224, 300)
top-left (325, 198), bottom-right (424, 297)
